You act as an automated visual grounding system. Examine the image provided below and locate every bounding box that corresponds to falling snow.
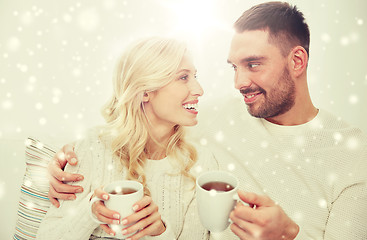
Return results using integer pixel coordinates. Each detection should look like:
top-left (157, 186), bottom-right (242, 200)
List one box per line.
top-left (1, 2), bottom-right (366, 239)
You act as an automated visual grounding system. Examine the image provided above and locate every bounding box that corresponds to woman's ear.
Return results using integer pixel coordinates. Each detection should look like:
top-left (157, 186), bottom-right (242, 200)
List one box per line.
top-left (142, 92), bottom-right (149, 103)
top-left (289, 46), bottom-right (308, 78)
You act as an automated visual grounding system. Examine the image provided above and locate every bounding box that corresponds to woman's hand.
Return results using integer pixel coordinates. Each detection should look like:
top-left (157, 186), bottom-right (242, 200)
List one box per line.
top-left (121, 196), bottom-right (166, 240)
top-left (91, 186), bottom-right (121, 237)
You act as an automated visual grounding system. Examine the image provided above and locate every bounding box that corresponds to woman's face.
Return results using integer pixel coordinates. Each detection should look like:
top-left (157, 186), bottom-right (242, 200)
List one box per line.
top-left (144, 53), bottom-right (204, 129)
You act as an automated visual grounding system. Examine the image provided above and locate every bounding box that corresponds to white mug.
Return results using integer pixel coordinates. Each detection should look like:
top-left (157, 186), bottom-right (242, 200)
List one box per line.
top-left (196, 170), bottom-right (240, 232)
top-left (89, 180), bottom-right (144, 239)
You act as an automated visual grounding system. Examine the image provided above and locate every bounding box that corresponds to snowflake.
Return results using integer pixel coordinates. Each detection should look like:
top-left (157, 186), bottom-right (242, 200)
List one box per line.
top-left (24, 139), bottom-right (32, 146)
top-left (51, 96), bottom-right (60, 104)
top-left (318, 198), bottom-right (327, 209)
top-left (7, 37), bottom-right (21, 51)
top-left (199, 138), bottom-right (207, 145)
top-left (340, 36), bottom-right (350, 46)
top-left (107, 164), bottom-right (114, 171)
top-left (346, 137), bottom-right (359, 149)
top-left (57, 152), bottom-right (65, 161)
top-left (17, 64), bottom-right (28, 72)
top-left (227, 163), bottom-right (235, 171)
top-left (215, 131), bottom-right (224, 142)
top-left (333, 132), bottom-right (343, 142)
top-left (349, 95), bottom-right (358, 104)
top-left (77, 8), bottom-right (100, 32)
top-left (260, 140), bottom-right (269, 148)
top-left (26, 201), bottom-right (35, 209)
top-left (36, 141), bottom-right (44, 149)
top-left (35, 102), bottom-right (43, 110)
top-left (209, 189), bottom-right (218, 197)
top-left (63, 14), bottom-right (72, 23)
top-left (321, 33), bottom-right (331, 43)
top-left (2, 100), bottom-right (13, 110)
top-left (327, 172), bottom-right (338, 186)
top-left (24, 180), bottom-right (32, 187)
top-left (39, 118), bottom-right (47, 125)
top-left (194, 165), bottom-right (203, 174)
top-left (0, 182), bottom-right (5, 199)
top-left (293, 211), bottom-right (304, 222)
top-left (356, 18), bottom-right (364, 25)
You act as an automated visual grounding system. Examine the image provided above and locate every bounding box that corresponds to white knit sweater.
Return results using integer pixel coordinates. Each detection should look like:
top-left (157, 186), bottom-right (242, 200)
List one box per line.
top-left (195, 99), bottom-right (367, 240)
top-left (37, 128), bottom-right (218, 240)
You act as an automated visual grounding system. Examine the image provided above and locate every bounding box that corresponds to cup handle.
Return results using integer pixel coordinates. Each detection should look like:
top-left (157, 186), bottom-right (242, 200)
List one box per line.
top-left (233, 193), bottom-right (248, 206)
top-left (89, 196), bottom-right (106, 224)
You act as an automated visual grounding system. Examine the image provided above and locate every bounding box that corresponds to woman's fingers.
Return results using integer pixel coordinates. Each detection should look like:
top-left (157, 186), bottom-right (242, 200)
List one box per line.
top-left (118, 196), bottom-right (165, 239)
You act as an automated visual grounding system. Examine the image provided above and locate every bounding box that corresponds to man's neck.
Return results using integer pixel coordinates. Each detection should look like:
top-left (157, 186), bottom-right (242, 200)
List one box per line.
top-left (265, 100), bottom-right (318, 126)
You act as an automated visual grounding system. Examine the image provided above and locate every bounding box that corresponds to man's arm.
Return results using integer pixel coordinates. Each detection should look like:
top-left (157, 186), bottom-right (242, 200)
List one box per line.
top-left (48, 143), bottom-right (84, 207)
top-left (230, 190), bottom-right (299, 240)
top-left (323, 181), bottom-right (367, 239)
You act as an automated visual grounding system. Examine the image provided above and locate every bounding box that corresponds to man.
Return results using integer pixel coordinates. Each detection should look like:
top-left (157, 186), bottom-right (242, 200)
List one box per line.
top-left (48, 2), bottom-right (367, 239)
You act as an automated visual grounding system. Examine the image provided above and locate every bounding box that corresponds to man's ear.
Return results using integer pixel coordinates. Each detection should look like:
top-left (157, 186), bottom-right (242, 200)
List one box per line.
top-left (142, 92), bottom-right (149, 103)
top-left (289, 46), bottom-right (308, 78)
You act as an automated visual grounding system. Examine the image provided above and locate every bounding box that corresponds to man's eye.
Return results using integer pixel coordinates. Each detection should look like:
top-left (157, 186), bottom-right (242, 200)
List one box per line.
top-left (231, 64), bottom-right (237, 71)
top-left (248, 63), bottom-right (260, 68)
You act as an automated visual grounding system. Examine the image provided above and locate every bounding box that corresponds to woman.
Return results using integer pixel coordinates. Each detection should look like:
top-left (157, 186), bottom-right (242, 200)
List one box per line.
top-left (37, 37), bottom-right (216, 239)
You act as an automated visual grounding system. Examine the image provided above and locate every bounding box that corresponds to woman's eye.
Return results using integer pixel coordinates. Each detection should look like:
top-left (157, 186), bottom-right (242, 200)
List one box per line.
top-left (180, 74), bottom-right (189, 80)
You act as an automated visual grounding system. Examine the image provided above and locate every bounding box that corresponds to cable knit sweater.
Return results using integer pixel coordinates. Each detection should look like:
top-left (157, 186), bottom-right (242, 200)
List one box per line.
top-left (37, 128), bottom-right (218, 240)
top-left (195, 99), bottom-right (367, 240)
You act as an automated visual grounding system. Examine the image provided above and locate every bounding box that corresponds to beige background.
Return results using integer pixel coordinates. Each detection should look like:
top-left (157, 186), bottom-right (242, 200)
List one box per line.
top-left (1, 0), bottom-right (366, 238)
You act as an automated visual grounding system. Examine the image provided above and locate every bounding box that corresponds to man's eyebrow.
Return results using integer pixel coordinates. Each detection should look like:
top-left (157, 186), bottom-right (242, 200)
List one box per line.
top-left (227, 56), bottom-right (266, 65)
top-left (240, 56), bottom-right (266, 63)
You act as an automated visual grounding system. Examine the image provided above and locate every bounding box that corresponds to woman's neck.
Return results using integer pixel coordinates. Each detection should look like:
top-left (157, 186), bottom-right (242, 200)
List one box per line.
top-left (145, 126), bottom-right (174, 160)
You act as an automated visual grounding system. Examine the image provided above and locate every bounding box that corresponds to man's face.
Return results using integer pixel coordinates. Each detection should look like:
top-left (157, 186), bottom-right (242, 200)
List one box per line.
top-left (227, 30), bottom-right (296, 119)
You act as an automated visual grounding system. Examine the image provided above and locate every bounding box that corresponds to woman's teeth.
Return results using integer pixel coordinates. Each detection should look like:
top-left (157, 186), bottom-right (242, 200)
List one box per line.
top-left (183, 103), bottom-right (198, 111)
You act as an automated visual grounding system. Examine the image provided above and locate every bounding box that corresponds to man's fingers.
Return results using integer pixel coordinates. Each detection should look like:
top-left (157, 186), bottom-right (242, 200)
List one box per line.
top-left (48, 195), bottom-right (60, 208)
top-left (48, 161), bottom-right (83, 182)
top-left (62, 143), bottom-right (78, 165)
top-left (230, 209), bottom-right (260, 237)
top-left (49, 175), bottom-right (83, 193)
top-left (230, 222), bottom-right (252, 240)
top-left (238, 190), bottom-right (274, 207)
top-left (48, 184), bottom-right (77, 201)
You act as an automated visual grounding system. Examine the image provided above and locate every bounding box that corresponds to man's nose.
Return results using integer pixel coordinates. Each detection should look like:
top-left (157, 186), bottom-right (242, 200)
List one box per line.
top-left (234, 70), bottom-right (251, 90)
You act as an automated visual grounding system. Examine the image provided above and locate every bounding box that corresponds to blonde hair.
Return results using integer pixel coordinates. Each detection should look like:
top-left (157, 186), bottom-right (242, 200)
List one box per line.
top-left (100, 37), bottom-right (197, 195)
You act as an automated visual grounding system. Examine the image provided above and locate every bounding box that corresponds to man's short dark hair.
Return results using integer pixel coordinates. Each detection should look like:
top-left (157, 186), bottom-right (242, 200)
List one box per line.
top-left (234, 1), bottom-right (310, 57)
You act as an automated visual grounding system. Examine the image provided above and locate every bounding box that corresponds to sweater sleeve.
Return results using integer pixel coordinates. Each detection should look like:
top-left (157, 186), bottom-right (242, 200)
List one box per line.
top-left (36, 137), bottom-right (100, 240)
top-left (323, 181), bottom-right (367, 239)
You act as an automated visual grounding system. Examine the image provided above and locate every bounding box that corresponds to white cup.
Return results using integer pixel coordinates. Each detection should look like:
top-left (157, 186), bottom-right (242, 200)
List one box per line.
top-left (196, 170), bottom-right (240, 232)
top-left (89, 180), bottom-right (144, 239)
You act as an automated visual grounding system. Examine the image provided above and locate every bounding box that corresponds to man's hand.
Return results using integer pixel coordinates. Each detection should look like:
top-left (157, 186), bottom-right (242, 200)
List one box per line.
top-left (230, 190), bottom-right (299, 240)
top-left (48, 143), bottom-right (84, 208)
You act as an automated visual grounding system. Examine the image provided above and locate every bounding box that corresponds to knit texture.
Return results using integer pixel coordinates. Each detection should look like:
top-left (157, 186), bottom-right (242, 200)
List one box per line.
top-left (37, 128), bottom-right (217, 240)
top-left (196, 99), bottom-right (367, 240)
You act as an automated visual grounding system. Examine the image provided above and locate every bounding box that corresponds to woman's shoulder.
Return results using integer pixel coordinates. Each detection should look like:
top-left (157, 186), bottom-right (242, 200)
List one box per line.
top-left (74, 126), bottom-right (109, 155)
